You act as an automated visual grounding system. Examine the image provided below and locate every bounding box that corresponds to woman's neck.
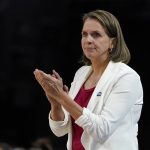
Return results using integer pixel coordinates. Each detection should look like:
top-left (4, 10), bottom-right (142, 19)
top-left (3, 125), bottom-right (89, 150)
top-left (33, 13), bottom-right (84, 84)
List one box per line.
top-left (91, 59), bottom-right (109, 77)
top-left (84, 59), bottom-right (109, 89)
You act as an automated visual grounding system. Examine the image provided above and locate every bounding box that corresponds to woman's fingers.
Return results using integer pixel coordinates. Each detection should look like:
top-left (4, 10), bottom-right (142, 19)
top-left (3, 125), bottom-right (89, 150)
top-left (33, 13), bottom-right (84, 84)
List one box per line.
top-left (34, 69), bottom-right (66, 95)
top-left (52, 70), bottom-right (63, 81)
top-left (33, 69), bottom-right (43, 84)
top-left (34, 69), bottom-right (53, 88)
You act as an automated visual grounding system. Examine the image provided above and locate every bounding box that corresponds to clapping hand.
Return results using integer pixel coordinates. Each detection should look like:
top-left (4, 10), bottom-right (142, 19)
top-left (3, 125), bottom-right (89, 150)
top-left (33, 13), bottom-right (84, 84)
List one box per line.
top-left (33, 69), bottom-right (68, 105)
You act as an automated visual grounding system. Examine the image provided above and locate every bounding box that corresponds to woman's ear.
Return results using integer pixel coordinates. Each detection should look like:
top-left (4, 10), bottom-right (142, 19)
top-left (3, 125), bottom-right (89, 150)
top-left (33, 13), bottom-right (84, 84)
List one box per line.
top-left (111, 37), bottom-right (117, 49)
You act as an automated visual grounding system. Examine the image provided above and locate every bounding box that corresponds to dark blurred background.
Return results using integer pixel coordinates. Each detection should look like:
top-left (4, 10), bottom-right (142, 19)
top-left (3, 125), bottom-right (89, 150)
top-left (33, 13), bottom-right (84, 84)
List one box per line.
top-left (0, 0), bottom-right (149, 149)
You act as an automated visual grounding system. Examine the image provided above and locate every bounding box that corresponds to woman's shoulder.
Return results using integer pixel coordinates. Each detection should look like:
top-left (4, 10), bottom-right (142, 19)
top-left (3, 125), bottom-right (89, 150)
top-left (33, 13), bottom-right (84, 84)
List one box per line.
top-left (73, 65), bottom-right (91, 79)
top-left (76, 65), bottom-right (91, 73)
top-left (113, 61), bottom-right (141, 79)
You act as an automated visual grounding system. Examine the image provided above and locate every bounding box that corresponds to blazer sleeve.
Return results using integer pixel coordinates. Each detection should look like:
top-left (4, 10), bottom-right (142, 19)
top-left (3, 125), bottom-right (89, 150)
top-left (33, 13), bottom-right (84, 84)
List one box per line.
top-left (48, 66), bottom-right (88, 137)
top-left (75, 71), bottom-right (143, 143)
top-left (48, 107), bottom-right (70, 137)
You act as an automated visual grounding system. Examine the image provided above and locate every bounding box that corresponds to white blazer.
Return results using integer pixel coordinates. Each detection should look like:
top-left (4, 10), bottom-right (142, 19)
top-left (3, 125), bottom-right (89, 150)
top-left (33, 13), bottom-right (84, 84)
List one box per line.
top-left (49, 61), bottom-right (143, 150)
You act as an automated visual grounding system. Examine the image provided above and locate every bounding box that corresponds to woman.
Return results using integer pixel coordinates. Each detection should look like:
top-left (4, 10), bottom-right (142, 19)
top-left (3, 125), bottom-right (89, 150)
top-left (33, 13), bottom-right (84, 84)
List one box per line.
top-left (34, 10), bottom-right (143, 150)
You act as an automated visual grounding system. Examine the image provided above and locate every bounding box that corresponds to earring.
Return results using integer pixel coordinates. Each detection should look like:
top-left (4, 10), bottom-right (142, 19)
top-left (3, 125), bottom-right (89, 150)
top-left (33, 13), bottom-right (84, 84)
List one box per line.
top-left (109, 48), bottom-right (113, 53)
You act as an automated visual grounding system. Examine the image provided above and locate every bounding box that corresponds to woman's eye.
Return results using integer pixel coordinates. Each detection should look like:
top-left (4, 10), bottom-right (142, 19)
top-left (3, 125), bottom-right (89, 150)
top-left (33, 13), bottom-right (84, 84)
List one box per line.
top-left (81, 32), bottom-right (87, 37)
top-left (91, 32), bottom-right (101, 38)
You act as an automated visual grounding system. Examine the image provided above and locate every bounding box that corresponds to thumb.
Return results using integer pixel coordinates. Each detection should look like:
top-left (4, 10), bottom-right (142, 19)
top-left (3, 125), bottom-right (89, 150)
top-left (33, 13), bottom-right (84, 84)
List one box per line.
top-left (63, 85), bottom-right (69, 93)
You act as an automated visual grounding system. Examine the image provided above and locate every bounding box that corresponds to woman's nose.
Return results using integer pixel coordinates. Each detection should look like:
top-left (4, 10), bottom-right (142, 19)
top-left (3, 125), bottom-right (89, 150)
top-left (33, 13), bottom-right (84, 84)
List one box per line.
top-left (86, 35), bottom-right (93, 43)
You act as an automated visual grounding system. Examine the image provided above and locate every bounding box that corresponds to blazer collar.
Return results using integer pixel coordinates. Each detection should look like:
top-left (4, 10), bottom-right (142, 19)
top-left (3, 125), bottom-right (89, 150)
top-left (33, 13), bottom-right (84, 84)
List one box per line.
top-left (87, 61), bottom-right (121, 111)
top-left (71, 66), bottom-right (92, 99)
top-left (71, 61), bottom-right (120, 112)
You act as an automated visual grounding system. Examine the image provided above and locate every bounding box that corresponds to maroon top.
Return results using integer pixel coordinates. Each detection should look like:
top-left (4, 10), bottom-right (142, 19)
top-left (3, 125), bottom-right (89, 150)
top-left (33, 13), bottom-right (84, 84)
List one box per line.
top-left (72, 84), bottom-right (95, 150)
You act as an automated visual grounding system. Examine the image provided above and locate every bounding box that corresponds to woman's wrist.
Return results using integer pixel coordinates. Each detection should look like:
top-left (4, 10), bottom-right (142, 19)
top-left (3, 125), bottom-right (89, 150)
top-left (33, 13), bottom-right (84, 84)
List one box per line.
top-left (50, 105), bottom-right (64, 121)
top-left (51, 102), bottom-right (61, 109)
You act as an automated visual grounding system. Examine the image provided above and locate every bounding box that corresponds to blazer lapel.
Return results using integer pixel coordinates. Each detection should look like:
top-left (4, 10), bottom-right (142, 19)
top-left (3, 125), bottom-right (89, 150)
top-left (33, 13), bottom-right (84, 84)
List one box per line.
top-left (71, 66), bottom-right (92, 100)
top-left (87, 61), bottom-right (118, 112)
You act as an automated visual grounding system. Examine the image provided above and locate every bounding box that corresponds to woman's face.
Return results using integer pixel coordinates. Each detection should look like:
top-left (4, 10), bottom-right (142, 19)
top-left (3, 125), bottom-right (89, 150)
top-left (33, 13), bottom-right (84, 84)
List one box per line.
top-left (81, 18), bottom-right (114, 62)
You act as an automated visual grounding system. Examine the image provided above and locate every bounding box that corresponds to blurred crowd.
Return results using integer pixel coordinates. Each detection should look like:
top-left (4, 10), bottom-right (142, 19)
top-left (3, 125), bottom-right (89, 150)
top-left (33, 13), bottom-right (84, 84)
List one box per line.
top-left (0, 137), bottom-right (53, 150)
